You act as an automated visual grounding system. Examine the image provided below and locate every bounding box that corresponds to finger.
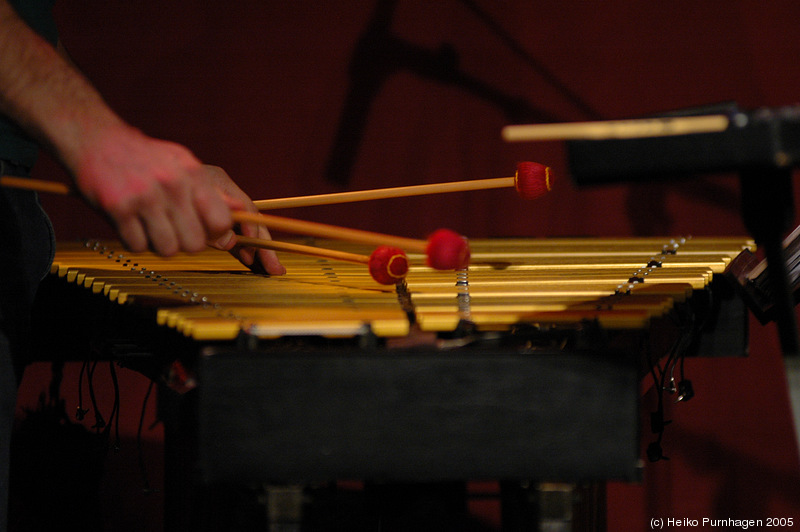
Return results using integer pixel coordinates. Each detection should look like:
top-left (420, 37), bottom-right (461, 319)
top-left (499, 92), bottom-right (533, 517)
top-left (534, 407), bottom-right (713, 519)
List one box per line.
top-left (171, 211), bottom-right (207, 253)
top-left (193, 181), bottom-right (234, 241)
top-left (198, 165), bottom-right (285, 274)
top-left (234, 241), bottom-right (256, 266)
top-left (167, 189), bottom-right (209, 254)
top-left (256, 248), bottom-right (285, 275)
top-left (214, 222), bottom-right (285, 275)
top-left (203, 200), bottom-right (257, 266)
top-left (220, 191), bottom-right (284, 273)
top-left (252, 225), bottom-right (285, 275)
top-left (237, 222), bottom-right (285, 275)
top-left (209, 230), bottom-right (237, 252)
top-left (139, 204), bottom-right (180, 256)
top-left (115, 215), bottom-right (149, 253)
top-left (227, 240), bottom-right (285, 275)
top-left (233, 216), bottom-right (259, 265)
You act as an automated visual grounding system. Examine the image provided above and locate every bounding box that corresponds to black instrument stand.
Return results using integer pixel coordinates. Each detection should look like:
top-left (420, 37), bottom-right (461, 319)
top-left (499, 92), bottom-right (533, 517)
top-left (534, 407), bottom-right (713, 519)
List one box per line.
top-left (562, 103), bottom-right (800, 467)
top-left (740, 166), bottom-right (799, 357)
top-left (742, 165), bottom-right (800, 478)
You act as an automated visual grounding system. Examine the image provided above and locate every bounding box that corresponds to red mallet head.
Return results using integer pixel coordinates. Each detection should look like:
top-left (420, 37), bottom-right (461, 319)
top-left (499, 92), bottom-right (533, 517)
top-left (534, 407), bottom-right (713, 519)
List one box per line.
top-left (368, 246), bottom-right (409, 285)
top-left (425, 228), bottom-right (470, 270)
top-left (515, 161), bottom-right (552, 200)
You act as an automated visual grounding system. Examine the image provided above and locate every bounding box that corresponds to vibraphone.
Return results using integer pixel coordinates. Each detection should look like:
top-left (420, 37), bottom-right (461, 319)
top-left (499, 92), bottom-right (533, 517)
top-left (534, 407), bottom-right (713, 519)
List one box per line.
top-left (505, 103), bottom-right (800, 356)
top-left (34, 235), bottom-right (754, 530)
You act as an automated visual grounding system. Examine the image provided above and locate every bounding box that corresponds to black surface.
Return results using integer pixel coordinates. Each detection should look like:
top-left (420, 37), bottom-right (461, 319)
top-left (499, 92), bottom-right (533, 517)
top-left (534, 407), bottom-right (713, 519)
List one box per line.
top-left (567, 105), bottom-right (800, 185)
top-left (197, 346), bottom-right (641, 485)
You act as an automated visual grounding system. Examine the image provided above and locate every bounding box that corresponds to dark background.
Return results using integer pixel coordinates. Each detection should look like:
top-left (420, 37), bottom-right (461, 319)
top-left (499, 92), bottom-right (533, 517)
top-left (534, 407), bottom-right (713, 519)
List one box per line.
top-left (13, 1), bottom-right (800, 529)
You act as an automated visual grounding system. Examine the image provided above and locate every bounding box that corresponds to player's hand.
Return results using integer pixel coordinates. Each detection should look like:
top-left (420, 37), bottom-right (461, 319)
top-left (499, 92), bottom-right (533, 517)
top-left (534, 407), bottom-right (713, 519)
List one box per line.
top-left (203, 165), bottom-right (286, 275)
top-left (72, 123), bottom-right (285, 274)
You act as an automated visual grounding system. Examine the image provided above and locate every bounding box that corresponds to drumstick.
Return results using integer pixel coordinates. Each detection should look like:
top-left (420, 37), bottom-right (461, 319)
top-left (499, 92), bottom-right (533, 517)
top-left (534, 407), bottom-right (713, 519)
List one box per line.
top-left (501, 114), bottom-right (730, 142)
top-left (236, 236), bottom-right (408, 285)
top-left (253, 161), bottom-right (551, 210)
top-left (232, 211), bottom-right (470, 271)
top-left (0, 176), bottom-right (72, 195)
top-left (0, 175), bottom-right (469, 270)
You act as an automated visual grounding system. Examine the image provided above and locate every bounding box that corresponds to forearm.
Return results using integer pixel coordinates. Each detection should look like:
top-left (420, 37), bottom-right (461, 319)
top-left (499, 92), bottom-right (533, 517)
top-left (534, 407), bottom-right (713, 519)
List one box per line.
top-left (0, 0), bottom-right (126, 173)
top-left (0, 1), bottom-right (284, 273)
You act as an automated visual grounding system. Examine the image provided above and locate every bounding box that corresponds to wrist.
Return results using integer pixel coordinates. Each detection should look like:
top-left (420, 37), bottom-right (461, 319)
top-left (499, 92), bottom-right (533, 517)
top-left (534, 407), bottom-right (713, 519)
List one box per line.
top-left (53, 105), bottom-right (132, 177)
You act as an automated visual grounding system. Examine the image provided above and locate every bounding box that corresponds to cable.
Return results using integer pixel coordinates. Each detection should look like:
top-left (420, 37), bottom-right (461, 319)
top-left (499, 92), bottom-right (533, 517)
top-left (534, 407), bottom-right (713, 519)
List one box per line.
top-left (137, 380), bottom-right (157, 494)
top-left (107, 361), bottom-right (121, 450)
top-left (86, 361), bottom-right (105, 431)
top-left (75, 361), bottom-right (89, 421)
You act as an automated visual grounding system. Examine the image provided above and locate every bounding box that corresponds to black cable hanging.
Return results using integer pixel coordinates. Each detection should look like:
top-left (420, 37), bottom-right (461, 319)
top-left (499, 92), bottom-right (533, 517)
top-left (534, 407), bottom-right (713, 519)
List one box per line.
top-left (137, 380), bottom-right (157, 494)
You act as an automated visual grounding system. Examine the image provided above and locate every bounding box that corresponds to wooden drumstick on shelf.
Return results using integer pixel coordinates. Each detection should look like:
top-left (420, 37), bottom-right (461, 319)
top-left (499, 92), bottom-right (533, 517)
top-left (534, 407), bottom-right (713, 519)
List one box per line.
top-left (501, 114), bottom-right (730, 142)
top-left (253, 161), bottom-right (551, 210)
top-left (235, 236), bottom-right (408, 285)
top-left (233, 211), bottom-right (470, 271)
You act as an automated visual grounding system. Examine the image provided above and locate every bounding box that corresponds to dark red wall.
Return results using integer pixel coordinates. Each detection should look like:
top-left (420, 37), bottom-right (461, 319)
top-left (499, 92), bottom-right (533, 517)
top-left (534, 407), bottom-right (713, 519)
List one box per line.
top-left (40, 0), bottom-right (800, 242)
top-left (17, 1), bottom-right (800, 529)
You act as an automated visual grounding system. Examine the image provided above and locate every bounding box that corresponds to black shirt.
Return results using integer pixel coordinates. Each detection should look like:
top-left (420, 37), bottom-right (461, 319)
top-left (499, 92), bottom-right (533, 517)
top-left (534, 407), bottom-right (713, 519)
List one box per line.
top-left (0, 0), bottom-right (58, 168)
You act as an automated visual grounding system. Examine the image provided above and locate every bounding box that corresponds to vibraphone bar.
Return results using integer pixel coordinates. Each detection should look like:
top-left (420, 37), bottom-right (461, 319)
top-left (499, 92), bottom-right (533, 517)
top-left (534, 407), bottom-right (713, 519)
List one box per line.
top-left (49, 236), bottom-right (753, 340)
top-left (37, 235), bottom-right (754, 531)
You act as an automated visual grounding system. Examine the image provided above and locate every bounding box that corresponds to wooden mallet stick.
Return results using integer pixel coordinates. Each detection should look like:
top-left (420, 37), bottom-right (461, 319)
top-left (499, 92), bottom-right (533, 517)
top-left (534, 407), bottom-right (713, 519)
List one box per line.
top-left (0, 175), bottom-right (458, 274)
top-left (232, 211), bottom-right (469, 270)
top-left (253, 161), bottom-right (551, 210)
top-left (236, 236), bottom-right (408, 285)
top-left (235, 236), bottom-right (372, 264)
top-left (0, 176), bottom-right (72, 195)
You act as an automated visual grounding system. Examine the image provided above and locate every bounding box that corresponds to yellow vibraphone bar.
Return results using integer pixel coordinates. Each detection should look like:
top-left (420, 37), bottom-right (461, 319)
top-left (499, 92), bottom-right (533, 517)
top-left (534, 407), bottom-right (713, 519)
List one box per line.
top-left (48, 235), bottom-right (755, 341)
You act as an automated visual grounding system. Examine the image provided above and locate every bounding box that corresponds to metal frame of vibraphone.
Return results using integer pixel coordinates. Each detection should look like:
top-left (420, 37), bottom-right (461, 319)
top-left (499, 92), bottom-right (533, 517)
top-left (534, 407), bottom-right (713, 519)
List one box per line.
top-left (30, 236), bottom-right (754, 531)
